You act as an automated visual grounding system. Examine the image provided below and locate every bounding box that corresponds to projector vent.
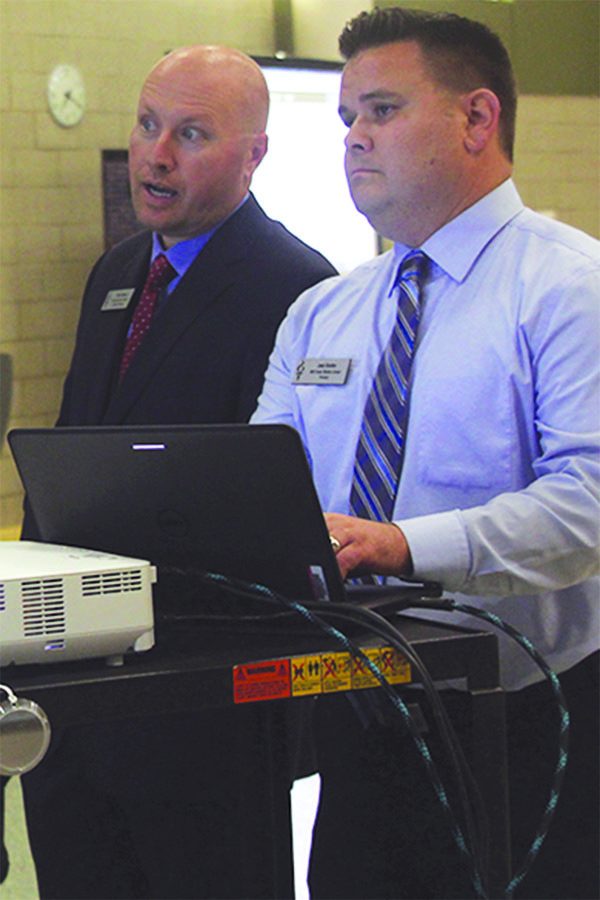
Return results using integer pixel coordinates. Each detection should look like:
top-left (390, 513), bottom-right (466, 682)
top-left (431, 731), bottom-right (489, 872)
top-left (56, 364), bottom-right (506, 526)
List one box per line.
top-left (81, 569), bottom-right (144, 597)
top-left (0, 583), bottom-right (6, 613)
top-left (22, 578), bottom-right (66, 636)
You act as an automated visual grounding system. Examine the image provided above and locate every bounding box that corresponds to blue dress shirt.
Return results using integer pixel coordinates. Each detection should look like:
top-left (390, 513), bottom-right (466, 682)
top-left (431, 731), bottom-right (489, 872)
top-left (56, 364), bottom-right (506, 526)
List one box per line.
top-left (151, 229), bottom-right (216, 295)
top-left (150, 194), bottom-right (249, 295)
top-left (252, 179), bottom-right (600, 689)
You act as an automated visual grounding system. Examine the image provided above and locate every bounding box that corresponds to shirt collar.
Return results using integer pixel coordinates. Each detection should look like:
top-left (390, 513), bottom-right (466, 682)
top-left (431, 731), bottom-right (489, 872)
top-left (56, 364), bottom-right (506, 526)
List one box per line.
top-left (392, 178), bottom-right (524, 285)
top-left (150, 193), bottom-right (250, 279)
top-left (151, 229), bottom-right (214, 280)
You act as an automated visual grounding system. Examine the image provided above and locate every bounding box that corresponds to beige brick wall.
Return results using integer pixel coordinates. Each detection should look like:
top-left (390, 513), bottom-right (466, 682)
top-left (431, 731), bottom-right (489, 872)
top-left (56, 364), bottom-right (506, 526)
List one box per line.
top-left (514, 96), bottom-right (600, 238)
top-left (0, 1), bottom-right (599, 535)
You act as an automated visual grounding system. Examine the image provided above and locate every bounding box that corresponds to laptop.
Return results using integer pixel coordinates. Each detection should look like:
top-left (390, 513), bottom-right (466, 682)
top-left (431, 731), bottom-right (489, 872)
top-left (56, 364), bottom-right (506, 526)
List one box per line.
top-left (8, 424), bottom-right (438, 620)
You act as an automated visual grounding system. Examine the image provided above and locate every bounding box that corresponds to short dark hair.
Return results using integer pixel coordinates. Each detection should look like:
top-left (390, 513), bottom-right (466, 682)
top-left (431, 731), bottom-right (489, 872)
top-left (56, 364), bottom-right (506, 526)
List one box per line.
top-left (339, 6), bottom-right (517, 161)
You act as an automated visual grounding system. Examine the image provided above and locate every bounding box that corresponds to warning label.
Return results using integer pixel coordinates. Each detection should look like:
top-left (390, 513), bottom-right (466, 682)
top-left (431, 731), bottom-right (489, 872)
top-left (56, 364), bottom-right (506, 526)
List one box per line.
top-left (233, 647), bottom-right (411, 704)
top-left (321, 652), bottom-right (353, 694)
top-left (291, 655), bottom-right (323, 697)
top-left (351, 647), bottom-right (411, 690)
top-left (351, 650), bottom-right (382, 691)
top-left (233, 659), bottom-right (290, 704)
top-left (378, 647), bottom-right (412, 685)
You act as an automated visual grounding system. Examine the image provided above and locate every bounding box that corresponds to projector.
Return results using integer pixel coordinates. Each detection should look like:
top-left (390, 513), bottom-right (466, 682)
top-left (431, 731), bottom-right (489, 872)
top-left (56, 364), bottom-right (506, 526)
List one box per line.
top-left (0, 541), bottom-right (156, 666)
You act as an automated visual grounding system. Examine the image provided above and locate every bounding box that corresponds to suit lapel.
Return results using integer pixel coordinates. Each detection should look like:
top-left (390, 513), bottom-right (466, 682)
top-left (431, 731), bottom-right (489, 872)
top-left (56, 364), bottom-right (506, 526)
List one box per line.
top-left (105, 197), bottom-right (264, 422)
top-left (67, 238), bottom-right (149, 424)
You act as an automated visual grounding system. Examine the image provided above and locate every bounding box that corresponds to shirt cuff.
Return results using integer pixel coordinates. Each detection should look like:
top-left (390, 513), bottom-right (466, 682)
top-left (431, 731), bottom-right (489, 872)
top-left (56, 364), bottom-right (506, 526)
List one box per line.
top-left (394, 509), bottom-right (471, 592)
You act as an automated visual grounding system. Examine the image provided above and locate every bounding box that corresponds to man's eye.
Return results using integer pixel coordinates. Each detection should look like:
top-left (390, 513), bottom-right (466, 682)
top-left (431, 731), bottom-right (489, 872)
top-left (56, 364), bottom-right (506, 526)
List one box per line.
top-left (139, 117), bottom-right (156, 133)
top-left (181, 126), bottom-right (204, 142)
top-left (374, 104), bottom-right (394, 118)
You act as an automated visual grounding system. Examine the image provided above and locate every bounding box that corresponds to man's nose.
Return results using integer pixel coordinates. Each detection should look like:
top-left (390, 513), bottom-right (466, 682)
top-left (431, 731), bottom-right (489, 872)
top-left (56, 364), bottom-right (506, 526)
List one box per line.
top-left (148, 132), bottom-right (176, 171)
top-left (345, 117), bottom-right (373, 153)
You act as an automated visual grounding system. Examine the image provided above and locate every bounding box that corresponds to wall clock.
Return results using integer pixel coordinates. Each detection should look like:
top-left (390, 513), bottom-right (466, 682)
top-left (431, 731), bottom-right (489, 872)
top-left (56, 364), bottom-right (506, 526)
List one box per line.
top-left (47, 64), bottom-right (86, 127)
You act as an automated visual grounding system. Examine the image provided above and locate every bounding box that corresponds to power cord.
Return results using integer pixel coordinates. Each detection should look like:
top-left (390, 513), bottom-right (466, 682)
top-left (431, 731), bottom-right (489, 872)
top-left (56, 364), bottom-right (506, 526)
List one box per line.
top-left (162, 567), bottom-right (491, 897)
top-left (159, 566), bottom-right (570, 898)
top-left (435, 600), bottom-right (570, 898)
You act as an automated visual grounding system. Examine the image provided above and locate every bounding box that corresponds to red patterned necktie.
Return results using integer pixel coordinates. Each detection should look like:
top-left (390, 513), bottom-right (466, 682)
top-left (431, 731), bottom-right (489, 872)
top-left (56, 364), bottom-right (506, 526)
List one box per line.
top-left (119, 253), bottom-right (176, 380)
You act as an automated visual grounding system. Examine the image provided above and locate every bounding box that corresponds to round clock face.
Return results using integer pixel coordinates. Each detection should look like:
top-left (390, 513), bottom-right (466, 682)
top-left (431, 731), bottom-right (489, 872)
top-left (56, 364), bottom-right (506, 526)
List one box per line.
top-left (47, 64), bottom-right (86, 127)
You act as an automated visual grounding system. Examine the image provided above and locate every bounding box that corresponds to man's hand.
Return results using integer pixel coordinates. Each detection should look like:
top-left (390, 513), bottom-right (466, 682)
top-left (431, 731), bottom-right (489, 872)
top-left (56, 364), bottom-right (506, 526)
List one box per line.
top-left (324, 512), bottom-right (413, 580)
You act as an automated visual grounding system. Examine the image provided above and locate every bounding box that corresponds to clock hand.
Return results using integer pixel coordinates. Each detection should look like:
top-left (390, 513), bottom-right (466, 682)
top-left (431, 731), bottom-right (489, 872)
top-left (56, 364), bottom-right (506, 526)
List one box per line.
top-left (64, 90), bottom-right (84, 110)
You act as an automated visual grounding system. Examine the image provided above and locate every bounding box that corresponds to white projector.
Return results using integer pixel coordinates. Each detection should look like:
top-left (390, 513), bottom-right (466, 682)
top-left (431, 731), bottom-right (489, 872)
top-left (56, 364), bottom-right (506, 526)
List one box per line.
top-left (0, 541), bottom-right (156, 666)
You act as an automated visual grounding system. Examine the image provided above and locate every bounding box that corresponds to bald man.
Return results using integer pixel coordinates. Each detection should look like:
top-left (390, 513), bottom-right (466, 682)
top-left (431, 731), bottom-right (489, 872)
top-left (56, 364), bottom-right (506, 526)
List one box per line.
top-left (17, 46), bottom-right (336, 900)
top-left (129, 46), bottom-right (269, 244)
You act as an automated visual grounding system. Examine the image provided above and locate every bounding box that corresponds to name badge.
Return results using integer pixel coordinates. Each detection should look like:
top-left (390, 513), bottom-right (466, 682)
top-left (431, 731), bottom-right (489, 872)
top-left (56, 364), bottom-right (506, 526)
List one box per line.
top-left (293, 358), bottom-right (351, 385)
top-left (101, 288), bottom-right (136, 311)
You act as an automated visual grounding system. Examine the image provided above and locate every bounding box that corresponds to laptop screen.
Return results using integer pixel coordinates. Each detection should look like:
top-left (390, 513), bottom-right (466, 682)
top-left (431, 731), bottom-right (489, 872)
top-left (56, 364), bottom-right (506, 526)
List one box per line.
top-left (8, 424), bottom-right (346, 608)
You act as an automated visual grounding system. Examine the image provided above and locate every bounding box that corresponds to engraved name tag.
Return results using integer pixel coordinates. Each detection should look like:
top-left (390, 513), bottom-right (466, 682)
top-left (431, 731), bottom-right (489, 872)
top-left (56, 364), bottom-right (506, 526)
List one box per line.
top-left (293, 358), bottom-right (351, 385)
top-left (101, 288), bottom-right (136, 311)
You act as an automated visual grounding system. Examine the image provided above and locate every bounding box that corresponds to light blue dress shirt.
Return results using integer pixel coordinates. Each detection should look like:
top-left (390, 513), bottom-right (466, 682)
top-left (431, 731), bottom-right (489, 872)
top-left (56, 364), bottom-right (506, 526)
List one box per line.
top-left (252, 180), bottom-right (600, 689)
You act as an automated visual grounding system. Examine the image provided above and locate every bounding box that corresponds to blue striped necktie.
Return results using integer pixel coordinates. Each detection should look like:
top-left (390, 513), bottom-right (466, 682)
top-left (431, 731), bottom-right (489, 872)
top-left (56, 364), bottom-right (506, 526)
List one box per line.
top-left (350, 250), bottom-right (428, 522)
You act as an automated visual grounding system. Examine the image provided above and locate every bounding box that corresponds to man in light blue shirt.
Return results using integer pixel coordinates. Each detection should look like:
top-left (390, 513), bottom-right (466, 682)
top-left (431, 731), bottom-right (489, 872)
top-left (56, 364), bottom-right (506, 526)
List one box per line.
top-left (252, 7), bottom-right (599, 899)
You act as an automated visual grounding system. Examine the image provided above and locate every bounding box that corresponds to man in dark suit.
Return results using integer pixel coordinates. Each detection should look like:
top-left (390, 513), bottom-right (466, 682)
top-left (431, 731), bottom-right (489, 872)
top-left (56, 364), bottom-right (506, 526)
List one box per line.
top-left (53, 191), bottom-right (334, 428)
top-left (11, 45), bottom-right (336, 899)
top-left (52, 47), bottom-right (336, 431)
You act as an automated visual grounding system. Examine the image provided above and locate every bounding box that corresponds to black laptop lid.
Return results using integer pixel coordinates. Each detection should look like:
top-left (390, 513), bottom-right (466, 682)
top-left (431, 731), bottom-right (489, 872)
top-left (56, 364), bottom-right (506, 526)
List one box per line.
top-left (8, 424), bottom-right (346, 605)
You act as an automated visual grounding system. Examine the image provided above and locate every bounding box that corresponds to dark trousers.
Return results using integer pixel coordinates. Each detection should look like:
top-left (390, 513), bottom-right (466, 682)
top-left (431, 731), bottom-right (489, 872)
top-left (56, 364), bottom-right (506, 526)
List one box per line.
top-left (506, 652), bottom-right (599, 900)
top-left (309, 652), bottom-right (599, 900)
top-left (21, 704), bottom-right (295, 900)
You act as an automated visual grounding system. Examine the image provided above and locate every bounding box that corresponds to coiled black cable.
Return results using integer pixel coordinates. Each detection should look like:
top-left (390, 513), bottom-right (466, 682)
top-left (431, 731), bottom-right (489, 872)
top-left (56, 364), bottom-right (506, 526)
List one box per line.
top-left (160, 566), bottom-right (570, 898)
top-left (163, 567), bottom-right (491, 897)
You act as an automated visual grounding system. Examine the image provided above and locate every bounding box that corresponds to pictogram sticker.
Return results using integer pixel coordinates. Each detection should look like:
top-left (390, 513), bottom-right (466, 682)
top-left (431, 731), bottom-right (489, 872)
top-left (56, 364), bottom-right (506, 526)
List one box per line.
top-left (379, 647), bottom-right (412, 685)
top-left (351, 649), bottom-right (383, 690)
top-left (351, 647), bottom-right (411, 690)
top-left (233, 659), bottom-right (290, 704)
top-left (291, 655), bottom-right (323, 697)
top-left (321, 652), bottom-right (352, 693)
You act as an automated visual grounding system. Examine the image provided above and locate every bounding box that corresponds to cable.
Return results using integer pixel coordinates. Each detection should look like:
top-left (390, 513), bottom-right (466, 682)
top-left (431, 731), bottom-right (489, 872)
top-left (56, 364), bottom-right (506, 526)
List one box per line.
top-left (161, 566), bottom-right (491, 897)
top-left (314, 600), bottom-right (491, 892)
top-left (337, 597), bottom-right (571, 897)
top-left (160, 566), bottom-right (570, 898)
top-left (395, 596), bottom-right (570, 897)
top-left (445, 601), bottom-right (569, 898)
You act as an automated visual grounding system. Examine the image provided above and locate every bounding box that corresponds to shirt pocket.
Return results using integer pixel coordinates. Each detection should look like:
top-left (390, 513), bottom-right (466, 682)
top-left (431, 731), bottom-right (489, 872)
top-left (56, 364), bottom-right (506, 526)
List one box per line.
top-left (415, 374), bottom-right (514, 493)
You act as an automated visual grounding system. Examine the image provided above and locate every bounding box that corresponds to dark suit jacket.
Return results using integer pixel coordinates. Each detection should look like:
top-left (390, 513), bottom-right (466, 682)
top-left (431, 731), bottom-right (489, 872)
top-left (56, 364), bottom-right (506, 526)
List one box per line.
top-left (58, 193), bottom-right (336, 427)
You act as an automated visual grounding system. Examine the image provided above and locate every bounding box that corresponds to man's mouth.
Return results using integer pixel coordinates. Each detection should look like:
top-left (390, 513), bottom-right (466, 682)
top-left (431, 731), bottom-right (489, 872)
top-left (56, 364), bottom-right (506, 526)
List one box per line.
top-left (143, 182), bottom-right (177, 198)
top-left (348, 168), bottom-right (379, 178)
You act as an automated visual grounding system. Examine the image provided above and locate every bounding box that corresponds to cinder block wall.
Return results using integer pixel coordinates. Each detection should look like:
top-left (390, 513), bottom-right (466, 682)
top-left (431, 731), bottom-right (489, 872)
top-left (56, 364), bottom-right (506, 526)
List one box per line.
top-left (514, 96), bottom-right (599, 238)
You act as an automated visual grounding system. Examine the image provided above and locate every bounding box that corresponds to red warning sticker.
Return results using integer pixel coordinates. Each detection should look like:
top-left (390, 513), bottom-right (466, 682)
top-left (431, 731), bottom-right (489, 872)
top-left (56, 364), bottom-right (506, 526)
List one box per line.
top-left (233, 658), bottom-right (291, 704)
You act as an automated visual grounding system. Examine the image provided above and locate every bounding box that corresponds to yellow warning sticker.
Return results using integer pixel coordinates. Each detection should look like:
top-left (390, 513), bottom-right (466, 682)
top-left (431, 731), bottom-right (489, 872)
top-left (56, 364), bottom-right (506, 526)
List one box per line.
top-left (291, 655), bottom-right (323, 697)
top-left (351, 649), bottom-right (384, 690)
top-left (351, 647), bottom-right (412, 690)
top-left (289, 647), bottom-right (411, 697)
top-left (378, 647), bottom-right (412, 685)
top-left (320, 652), bottom-right (353, 693)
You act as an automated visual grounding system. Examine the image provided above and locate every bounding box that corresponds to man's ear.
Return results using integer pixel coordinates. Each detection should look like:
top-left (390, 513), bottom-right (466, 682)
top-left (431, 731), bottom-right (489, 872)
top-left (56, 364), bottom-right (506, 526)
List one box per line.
top-left (462, 88), bottom-right (501, 154)
top-left (244, 132), bottom-right (268, 188)
top-left (250, 132), bottom-right (268, 170)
